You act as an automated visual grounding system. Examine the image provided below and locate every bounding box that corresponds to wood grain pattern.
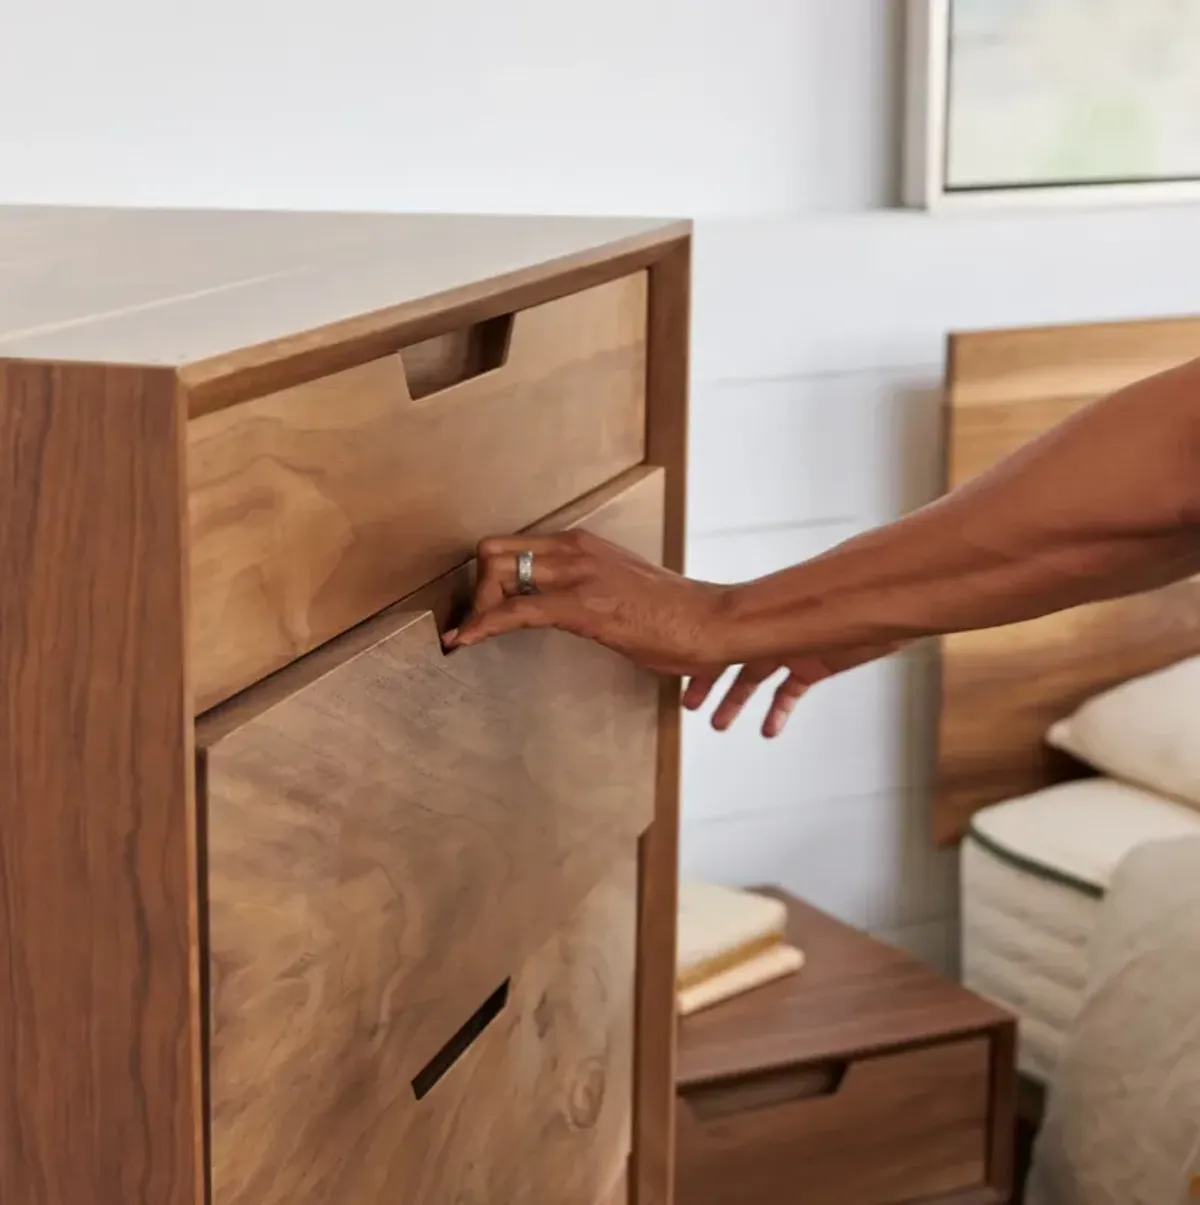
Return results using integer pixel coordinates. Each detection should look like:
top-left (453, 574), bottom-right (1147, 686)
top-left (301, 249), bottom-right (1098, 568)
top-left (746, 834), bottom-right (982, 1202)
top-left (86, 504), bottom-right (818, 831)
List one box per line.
top-left (677, 895), bottom-right (1009, 1089)
top-left (180, 228), bottom-right (687, 416)
top-left (197, 466), bottom-right (666, 742)
top-left (675, 895), bottom-right (1015, 1205)
top-left (0, 361), bottom-right (202, 1205)
top-left (0, 205), bottom-right (688, 415)
top-left (187, 272), bottom-right (648, 709)
top-left (211, 853), bottom-right (638, 1205)
top-left (632, 235), bottom-right (691, 1205)
top-left (677, 1040), bottom-right (990, 1205)
top-left (603, 1169), bottom-right (629, 1205)
top-left (198, 471), bottom-right (663, 1205)
top-left (201, 608), bottom-right (655, 1081)
top-left (935, 316), bottom-right (1200, 843)
top-left (0, 209), bottom-right (691, 1205)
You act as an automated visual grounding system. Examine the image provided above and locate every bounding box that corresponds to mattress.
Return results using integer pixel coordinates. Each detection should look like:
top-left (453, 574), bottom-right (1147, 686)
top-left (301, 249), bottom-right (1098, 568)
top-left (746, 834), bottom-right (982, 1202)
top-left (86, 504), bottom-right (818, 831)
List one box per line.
top-left (960, 777), bottom-right (1200, 1087)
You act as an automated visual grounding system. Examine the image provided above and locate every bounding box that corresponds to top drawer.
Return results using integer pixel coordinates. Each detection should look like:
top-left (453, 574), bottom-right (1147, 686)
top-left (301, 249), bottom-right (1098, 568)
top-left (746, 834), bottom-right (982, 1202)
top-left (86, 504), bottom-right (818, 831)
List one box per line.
top-left (187, 272), bottom-right (649, 710)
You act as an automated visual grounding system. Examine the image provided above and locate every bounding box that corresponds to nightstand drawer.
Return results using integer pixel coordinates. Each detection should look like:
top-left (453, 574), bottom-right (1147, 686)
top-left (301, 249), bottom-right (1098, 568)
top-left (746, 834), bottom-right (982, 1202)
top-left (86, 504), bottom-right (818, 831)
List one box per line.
top-left (677, 1038), bottom-right (991, 1205)
top-left (207, 855), bottom-right (638, 1205)
top-left (188, 271), bottom-right (649, 710)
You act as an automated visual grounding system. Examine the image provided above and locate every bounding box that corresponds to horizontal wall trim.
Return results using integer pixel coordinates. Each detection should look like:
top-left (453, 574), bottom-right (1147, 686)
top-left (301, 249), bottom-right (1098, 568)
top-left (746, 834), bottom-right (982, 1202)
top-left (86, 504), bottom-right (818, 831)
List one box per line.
top-left (688, 514), bottom-right (860, 542)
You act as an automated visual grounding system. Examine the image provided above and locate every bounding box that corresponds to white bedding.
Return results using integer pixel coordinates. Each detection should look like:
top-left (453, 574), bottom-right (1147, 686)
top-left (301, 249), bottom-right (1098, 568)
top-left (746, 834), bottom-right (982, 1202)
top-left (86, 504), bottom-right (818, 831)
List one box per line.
top-left (960, 778), bottom-right (1200, 1086)
top-left (1027, 836), bottom-right (1200, 1205)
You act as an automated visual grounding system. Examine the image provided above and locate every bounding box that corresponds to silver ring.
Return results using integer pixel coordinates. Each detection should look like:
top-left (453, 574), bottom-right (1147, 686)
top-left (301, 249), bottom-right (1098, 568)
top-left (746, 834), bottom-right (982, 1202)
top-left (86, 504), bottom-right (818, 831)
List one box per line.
top-left (516, 550), bottom-right (538, 595)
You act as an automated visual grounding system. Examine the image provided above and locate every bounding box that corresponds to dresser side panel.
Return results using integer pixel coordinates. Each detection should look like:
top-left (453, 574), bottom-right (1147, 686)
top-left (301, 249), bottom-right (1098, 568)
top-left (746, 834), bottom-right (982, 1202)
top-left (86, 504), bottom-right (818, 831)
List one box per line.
top-left (0, 360), bottom-right (202, 1205)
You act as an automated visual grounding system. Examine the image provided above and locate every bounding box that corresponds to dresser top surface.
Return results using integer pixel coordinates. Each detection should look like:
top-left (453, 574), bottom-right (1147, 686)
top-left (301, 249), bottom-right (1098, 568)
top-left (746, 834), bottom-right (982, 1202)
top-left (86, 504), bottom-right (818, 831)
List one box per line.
top-left (0, 206), bottom-right (687, 375)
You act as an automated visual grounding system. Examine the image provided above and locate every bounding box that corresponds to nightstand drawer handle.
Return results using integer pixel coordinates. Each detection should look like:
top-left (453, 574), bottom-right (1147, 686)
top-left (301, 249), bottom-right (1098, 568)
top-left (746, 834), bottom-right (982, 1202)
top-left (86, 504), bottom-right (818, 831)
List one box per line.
top-left (685, 1060), bottom-right (849, 1122)
top-left (412, 979), bottom-right (511, 1100)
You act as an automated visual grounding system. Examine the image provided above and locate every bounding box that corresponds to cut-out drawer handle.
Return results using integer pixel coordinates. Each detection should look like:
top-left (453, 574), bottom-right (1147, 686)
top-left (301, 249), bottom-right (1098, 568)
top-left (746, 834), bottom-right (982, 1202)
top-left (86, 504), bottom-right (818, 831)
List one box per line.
top-left (412, 979), bottom-right (511, 1100)
top-left (400, 313), bottom-right (514, 402)
top-left (683, 1059), bottom-right (849, 1122)
top-left (434, 577), bottom-right (477, 658)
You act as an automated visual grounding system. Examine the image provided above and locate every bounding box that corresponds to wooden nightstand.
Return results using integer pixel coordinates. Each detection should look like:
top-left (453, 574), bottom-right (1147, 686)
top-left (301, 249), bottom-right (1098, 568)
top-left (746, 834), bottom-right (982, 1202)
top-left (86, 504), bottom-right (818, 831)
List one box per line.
top-left (676, 894), bottom-right (1016, 1205)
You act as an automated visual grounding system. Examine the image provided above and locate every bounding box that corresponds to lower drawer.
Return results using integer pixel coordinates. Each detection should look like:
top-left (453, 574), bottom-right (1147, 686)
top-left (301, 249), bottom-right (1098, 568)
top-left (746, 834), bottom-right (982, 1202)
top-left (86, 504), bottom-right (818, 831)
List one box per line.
top-left (676, 1039), bottom-right (991, 1205)
top-left (196, 470), bottom-right (662, 1205)
top-left (603, 1171), bottom-right (628, 1205)
top-left (207, 857), bottom-right (637, 1205)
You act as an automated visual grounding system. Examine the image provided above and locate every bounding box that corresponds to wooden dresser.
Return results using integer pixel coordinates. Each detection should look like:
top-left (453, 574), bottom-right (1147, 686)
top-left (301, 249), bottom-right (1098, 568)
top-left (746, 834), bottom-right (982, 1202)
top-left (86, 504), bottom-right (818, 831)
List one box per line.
top-left (0, 207), bottom-right (690, 1205)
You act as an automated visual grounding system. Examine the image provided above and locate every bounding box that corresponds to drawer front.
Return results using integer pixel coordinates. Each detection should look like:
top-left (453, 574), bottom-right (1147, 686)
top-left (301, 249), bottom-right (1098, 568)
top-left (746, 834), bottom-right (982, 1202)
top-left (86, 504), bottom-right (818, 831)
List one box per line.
top-left (603, 1170), bottom-right (628, 1205)
top-left (209, 857), bottom-right (637, 1205)
top-left (188, 271), bottom-right (649, 711)
top-left (676, 1039), bottom-right (991, 1205)
top-left (198, 470), bottom-right (662, 1205)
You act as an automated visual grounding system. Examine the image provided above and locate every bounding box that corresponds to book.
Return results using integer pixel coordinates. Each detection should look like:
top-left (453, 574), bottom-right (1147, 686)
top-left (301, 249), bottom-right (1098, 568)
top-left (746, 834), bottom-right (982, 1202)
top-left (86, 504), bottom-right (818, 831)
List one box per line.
top-left (676, 880), bottom-right (791, 990)
top-left (678, 942), bottom-right (805, 1017)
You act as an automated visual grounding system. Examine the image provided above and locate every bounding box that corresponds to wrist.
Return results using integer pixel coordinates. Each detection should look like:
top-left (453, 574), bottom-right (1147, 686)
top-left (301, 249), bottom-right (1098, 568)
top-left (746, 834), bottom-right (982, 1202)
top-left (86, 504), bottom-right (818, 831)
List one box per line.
top-left (707, 550), bottom-right (919, 665)
top-left (705, 576), bottom-right (817, 664)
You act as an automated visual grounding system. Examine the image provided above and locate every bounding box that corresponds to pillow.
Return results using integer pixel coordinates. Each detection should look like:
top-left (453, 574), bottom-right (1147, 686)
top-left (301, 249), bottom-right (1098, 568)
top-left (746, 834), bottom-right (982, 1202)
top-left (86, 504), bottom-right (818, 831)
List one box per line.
top-left (1047, 655), bottom-right (1200, 809)
top-left (1025, 836), bottom-right (1200, 1205)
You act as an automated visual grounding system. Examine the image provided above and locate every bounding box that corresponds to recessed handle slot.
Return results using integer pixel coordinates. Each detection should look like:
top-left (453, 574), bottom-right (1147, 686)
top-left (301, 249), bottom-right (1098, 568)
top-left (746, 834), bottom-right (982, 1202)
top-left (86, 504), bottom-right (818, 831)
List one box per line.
top-left (400, 313), bottom-right (514, 401)
top-left (684, 1059), bottom-right (848, 1122)
top-left (433, 567), bottom-right (479, 658)
top-left (411, 979), bottom-right (510, 1100)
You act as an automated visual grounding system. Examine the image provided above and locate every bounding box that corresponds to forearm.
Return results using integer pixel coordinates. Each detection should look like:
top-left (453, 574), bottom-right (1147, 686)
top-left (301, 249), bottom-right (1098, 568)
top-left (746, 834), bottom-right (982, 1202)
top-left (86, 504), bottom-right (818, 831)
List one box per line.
top-left (721, 358), bottom-right (1200, 662)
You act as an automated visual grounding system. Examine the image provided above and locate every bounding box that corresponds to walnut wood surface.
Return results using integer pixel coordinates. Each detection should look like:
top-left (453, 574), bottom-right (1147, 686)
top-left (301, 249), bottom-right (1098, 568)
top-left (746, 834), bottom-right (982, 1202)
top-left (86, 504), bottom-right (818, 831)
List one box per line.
top-left (677, 1040), bottom-right (990, 1205)
top-left (212, 851), bottom-right (637, 1205)
top-left (632, 238), bottom-right (690, 1205)
top-left (187, 272), bottom-right (648, 709)
top-left (0, 208), bottom-right (691, 1205)
top-left (198, 472), bottom-right (663, 1205)
top-left (604, 1170), bottom-right (629, 1205)
top-left (935, 316), bottom-right (1200, 844)
top-left (0, 206), bottom-right (687, 391)
top-left (675, 895), bottom-right (1014, 1205)
top-left (676, 895), bottom-right (1008, 1088)
top-left (0, 361), bottom-right (202, 1205)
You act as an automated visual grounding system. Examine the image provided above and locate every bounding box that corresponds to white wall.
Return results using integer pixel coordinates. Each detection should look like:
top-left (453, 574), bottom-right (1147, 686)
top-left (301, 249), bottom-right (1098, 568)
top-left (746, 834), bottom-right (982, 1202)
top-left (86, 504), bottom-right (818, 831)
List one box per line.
top-left (0, 0), bottom-right (902, 215)
top-left (7, 1), bottom-right (1200, 973)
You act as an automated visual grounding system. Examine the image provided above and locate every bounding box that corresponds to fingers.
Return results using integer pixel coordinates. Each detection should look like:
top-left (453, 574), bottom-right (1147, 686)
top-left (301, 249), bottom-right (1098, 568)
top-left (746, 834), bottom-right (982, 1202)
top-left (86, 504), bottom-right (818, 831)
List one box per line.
top-left (471, 550), bottom-right (588, 615)
top-left (472, 530), bottom-right (594, 600)
top-left (682, 670), bottom-right (724, 711)
top-left (446, 593), bottom-right (574, 647)
top-left (476, 533), bottom-right (581, 559)
top-left (462, 531), bottom-right (593, 632)
top-left (699, 643), bottom-right (905, 737)
top-left (710, 662), bottom-right (780, 732)
top-left (763, 673), bottom-right (811, 738)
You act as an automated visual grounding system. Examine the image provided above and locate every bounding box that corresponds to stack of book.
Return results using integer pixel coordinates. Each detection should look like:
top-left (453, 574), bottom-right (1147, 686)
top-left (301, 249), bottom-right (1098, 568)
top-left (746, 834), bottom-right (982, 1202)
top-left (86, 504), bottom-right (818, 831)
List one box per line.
top-left (676, 881), bottom-right (805, 1017)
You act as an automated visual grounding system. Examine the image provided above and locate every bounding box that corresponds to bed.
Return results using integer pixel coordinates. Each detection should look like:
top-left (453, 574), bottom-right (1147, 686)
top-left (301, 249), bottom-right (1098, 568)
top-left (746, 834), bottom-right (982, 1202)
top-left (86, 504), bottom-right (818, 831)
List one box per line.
top-left (934, 314), bottom-right (1200, 1113)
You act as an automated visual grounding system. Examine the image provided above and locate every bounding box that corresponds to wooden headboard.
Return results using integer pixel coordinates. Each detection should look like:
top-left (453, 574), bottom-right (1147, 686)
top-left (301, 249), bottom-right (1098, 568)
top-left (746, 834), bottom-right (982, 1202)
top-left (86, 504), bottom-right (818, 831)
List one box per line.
top-left (933, 315), bottom-right (1200, 845)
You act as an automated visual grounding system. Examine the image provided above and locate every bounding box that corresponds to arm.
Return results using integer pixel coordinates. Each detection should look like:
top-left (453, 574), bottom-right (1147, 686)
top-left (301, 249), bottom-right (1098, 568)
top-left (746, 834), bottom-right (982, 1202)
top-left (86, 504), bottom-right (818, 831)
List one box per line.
top-left (450, 358), bottom-right (1200, 732)
top-left (720, 357), bottom-right (1200, 663)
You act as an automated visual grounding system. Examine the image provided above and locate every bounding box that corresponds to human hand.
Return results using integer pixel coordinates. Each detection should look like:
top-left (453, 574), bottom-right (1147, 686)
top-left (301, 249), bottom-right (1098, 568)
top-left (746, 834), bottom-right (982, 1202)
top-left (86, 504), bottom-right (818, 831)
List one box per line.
top-left (444, 530), bottom-right (900, 736)
top-left (682, 642), bottom-right (903, 738)
top-left (443, 530), bottom-right (737, 677)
